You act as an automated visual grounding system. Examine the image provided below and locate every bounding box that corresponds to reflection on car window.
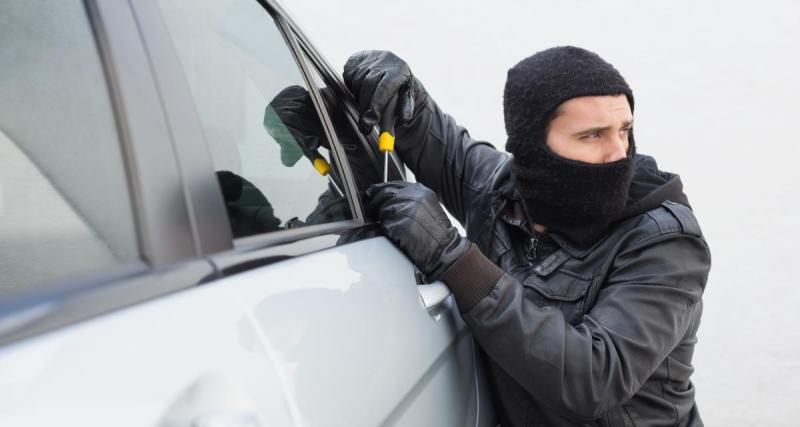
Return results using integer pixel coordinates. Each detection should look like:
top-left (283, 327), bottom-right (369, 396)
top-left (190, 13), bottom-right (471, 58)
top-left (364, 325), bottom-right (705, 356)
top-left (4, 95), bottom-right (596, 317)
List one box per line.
top-left (0, 1), bottom-right (139, 294)
top-left (155, 0), bottom-right (352, 239)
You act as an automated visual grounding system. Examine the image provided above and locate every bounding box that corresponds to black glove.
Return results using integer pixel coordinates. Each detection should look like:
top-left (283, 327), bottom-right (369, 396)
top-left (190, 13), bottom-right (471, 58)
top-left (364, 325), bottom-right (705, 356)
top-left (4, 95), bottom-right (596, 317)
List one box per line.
top-left (366, 181), bottom-right (470, 281)
top-left (343, 50), bottom-right (423, 134)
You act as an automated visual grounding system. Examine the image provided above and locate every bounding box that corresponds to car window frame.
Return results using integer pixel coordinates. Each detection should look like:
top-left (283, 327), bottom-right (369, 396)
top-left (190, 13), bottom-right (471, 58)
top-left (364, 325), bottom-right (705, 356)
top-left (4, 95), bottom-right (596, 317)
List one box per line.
top-left (274, 14), bottom-right (365, 223)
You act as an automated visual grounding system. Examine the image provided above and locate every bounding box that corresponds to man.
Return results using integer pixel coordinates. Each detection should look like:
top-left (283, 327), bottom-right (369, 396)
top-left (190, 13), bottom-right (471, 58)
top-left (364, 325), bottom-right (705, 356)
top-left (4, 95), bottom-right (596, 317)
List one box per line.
top-left (345, 47), bottom-right (711, 426)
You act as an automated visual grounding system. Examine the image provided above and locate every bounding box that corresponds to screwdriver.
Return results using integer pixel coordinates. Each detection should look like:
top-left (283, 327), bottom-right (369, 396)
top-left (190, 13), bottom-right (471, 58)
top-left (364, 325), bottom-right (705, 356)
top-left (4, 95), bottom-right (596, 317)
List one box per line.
top-left (379, 94), bottom-right (399, 183)
top-left (309, 150), bottom-right (344, 198)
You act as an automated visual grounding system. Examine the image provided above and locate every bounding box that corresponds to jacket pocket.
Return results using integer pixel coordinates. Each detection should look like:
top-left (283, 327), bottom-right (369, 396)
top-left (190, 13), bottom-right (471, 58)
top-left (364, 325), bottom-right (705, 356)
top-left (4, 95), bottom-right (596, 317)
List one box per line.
top-left (522, 272), bottom-right (594, 324)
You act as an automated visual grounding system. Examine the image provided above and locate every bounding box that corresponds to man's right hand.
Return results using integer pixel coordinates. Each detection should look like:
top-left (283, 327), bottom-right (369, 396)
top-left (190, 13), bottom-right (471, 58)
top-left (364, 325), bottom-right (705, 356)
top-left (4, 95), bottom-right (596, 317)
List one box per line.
top-left (343, 50), bottom-right (421, 134)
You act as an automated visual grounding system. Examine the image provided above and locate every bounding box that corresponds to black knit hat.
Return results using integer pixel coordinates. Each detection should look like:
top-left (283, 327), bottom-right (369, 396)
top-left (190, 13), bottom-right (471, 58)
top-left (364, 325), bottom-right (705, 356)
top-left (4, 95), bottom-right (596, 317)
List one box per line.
top-left (504, 46), bottom-right (633, 155)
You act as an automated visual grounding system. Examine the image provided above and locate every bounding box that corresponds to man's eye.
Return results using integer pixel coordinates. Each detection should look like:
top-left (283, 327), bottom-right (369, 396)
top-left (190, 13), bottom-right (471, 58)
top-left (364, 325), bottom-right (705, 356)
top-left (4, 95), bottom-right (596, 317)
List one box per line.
top-left (580, 132), bottom-right (601, 139)
top-left (620, 127), bottom-right (632, 134)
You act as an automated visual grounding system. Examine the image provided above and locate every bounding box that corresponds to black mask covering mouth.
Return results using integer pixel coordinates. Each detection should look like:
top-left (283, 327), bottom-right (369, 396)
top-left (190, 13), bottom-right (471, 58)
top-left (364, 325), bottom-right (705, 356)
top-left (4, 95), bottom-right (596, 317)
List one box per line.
top-left (511, 138), bottom-right (636, 246)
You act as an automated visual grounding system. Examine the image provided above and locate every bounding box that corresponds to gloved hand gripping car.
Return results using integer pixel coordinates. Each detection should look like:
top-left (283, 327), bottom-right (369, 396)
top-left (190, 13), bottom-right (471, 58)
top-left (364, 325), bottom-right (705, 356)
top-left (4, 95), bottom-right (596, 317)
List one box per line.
top-left (365, 182), bottom-right (472, 282)
top-left (349, 49), bottom-right (711, 427)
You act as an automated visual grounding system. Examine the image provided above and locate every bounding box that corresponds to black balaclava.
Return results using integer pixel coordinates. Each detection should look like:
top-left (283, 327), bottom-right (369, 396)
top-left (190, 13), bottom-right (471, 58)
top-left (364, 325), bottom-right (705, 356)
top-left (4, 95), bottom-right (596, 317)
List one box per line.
top-left (504, 46), bottom-right (636, 246)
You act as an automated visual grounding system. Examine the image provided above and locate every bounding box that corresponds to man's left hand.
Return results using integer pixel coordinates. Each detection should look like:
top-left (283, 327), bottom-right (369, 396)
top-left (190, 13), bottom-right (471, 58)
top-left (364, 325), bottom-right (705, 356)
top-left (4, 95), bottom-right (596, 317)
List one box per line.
top-left (365, 181), bottom-right (470, 281)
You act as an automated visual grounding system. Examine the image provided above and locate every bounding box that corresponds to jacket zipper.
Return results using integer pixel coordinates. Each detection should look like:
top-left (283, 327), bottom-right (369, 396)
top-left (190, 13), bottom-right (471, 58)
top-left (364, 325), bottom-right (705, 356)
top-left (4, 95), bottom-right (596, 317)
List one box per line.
top-left (528, 235), bottom-right (539, 262)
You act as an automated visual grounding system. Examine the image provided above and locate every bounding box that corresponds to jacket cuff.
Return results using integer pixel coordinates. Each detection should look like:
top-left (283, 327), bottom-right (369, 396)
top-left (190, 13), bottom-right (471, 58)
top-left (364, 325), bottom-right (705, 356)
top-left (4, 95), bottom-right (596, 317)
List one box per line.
top-left (441, 243), bottom-right (504, 312)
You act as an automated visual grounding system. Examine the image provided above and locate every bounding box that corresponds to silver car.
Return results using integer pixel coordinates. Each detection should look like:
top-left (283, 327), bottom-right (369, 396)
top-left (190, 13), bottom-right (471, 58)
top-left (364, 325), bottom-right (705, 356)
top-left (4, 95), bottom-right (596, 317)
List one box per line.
top-left (0, 0), bottom-right (494, 425)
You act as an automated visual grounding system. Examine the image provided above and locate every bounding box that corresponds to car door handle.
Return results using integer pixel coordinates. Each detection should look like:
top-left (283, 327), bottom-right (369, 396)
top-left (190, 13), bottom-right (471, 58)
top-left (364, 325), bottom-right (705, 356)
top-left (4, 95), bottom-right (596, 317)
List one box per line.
top-left (418, 281), bottom-right (451, 310)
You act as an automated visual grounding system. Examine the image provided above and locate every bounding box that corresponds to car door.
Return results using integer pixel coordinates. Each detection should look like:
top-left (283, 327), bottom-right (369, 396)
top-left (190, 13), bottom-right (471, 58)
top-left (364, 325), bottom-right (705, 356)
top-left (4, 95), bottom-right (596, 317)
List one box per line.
top-left (137, 0), bottom-right (494, 425)
top-left (0, 1), bottom-right (293, 426)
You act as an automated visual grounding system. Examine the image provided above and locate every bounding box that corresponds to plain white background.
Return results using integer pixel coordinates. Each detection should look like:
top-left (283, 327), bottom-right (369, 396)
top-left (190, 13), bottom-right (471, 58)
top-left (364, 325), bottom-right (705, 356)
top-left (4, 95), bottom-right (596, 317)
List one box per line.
top-left (282, 0), bottom-right (800, 425)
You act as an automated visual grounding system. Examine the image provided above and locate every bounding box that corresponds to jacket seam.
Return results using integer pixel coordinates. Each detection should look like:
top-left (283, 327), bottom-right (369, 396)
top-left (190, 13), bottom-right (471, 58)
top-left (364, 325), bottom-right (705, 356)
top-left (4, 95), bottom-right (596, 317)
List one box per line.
top-left (622, 405), bottom-right (636, 427)
top-left (522, 280), bottom-right (591, 301)
top-left (424, 126), bottom-right (487, 196)
top-left (629, 226), bottom-right (682, 248)
top-left (462, 142), bottom-right (501, 195)
top-left (664, 300), bottom-right (694, 427)
top-left (644, 211), bottom-right (663, 233)
top-left (491, 225), bottom-right (512, 253)
top-left (663, 355), bottom-right (680, 427)
top-left (555, 268), bottom-right (594, 281)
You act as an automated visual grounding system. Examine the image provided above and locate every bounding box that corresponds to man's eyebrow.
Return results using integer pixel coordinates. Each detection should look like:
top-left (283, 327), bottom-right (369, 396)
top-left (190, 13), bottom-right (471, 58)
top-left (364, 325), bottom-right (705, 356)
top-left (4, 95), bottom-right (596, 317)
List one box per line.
top-left (571, 120), bottom-right (634, 137)
top-left (572, 126), bottom-right (611, 137)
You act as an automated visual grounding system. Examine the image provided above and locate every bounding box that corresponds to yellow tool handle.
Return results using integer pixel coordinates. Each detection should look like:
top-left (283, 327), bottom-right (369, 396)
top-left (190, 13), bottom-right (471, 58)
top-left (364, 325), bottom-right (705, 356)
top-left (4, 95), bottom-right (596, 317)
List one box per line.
top-left (379, 94), bottom-right (399, 182)
top-left (312, 157), bottom-right (330, 176)
top-left (378, 131), bottom-right (395, 153)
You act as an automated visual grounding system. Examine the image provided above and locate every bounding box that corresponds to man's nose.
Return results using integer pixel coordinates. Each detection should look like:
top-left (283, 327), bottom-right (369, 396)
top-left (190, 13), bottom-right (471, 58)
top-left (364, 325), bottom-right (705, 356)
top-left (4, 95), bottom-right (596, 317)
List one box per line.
top-left (604, 136), bottom-right (628, 163)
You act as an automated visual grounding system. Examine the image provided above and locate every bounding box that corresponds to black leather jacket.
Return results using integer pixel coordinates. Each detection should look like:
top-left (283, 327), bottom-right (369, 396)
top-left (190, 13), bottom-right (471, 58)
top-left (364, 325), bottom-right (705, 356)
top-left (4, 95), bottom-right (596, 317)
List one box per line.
top-left (393, 81), bottom-right (711, 427)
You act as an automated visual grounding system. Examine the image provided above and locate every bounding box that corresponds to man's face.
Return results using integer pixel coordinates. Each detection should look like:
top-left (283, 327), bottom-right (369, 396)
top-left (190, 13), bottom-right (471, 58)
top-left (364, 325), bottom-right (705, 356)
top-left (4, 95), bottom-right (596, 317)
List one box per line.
top-left (545, 94), bottom-right (633, 164)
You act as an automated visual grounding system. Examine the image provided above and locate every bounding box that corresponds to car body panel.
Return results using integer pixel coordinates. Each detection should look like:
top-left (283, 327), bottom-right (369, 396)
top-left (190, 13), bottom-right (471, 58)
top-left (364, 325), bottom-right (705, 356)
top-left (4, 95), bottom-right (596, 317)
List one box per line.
top-left (220, 236), bottom-right (478, 426)
top-left (0, 0), bottom-right (495, 425)
top-left (0, 276), bottom-right (292, 427)
top-left (0, 237), bottom-right (481, 426)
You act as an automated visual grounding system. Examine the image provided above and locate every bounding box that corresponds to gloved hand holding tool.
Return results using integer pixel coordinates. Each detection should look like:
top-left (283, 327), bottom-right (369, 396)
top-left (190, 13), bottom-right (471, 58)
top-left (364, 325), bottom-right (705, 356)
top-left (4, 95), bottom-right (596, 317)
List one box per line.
top-left (365, 181), bottom-right (471, 282)
top-left (343, 50), bottom-right (421, 135)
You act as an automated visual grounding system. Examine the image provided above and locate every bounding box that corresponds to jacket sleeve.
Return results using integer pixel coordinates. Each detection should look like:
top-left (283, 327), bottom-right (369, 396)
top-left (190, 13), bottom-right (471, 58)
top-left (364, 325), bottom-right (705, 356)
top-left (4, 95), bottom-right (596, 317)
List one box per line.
top-left (441, 231), bottom-right (711, 422)
top-left (393, 79), bottom-right (507, 225)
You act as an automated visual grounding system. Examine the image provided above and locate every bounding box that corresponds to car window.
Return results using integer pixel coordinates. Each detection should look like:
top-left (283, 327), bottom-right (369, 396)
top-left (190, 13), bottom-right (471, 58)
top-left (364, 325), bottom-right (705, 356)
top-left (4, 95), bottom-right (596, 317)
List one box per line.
top-left (155, 0), bottom-right (352, 239)
top-left (0, 1), bottom-right (140, 295)
top-left (298, 54), bottom-right (386, 198)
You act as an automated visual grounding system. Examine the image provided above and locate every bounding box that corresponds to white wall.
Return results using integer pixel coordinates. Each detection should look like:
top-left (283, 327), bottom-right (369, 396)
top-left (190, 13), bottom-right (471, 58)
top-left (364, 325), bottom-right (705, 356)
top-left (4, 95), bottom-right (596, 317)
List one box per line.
top-left (282, 0), bottom-right (800, 425)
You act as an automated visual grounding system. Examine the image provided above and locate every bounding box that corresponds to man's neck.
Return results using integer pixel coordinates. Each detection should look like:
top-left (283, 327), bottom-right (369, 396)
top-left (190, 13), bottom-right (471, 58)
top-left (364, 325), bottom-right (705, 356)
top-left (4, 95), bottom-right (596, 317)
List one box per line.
top-left (532, 223), bottom-right (547, 234)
